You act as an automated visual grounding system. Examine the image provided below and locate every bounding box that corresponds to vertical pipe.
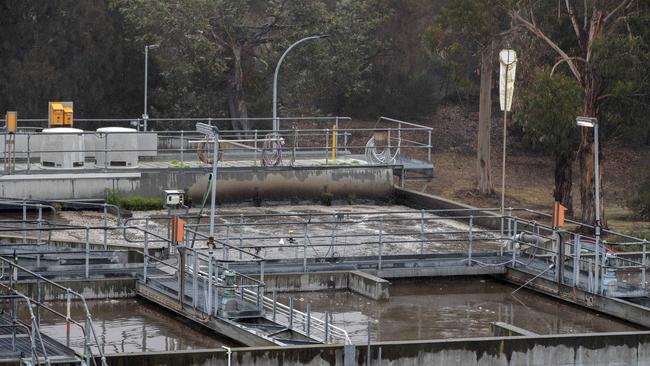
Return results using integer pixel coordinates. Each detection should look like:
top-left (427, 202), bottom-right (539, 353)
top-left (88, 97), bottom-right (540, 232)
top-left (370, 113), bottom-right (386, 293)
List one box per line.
top-left (397, 122), bottom-right (401, 160)
top-left (588, 258), bottom-right (593, 293)
top-left (224, 225), bottom-right (230, 261)
top-left (593, 122), bottom-right (601, 295)
top-left (104, 133), bottom-right (108, 169)
top-left (303, 233), bottom-right (307, 272)
top-left (37, 204), bottom-right (42, 245)
top-left (209, 133), bottom-right (219, 239)
top-left (103, 204), bottom-right (108, 249)
top-left (85, 226), bottom-right (90, 279)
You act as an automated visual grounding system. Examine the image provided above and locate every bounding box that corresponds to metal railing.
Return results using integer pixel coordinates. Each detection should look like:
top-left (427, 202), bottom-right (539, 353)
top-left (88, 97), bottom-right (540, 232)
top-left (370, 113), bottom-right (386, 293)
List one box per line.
top-left (0, 116), bottom-right (434, 174)
top-left (0, 256), bottom-right (108, 366)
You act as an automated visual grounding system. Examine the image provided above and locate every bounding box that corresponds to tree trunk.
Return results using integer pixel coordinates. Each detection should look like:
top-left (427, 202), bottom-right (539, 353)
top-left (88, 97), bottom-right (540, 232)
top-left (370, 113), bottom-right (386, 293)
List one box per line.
top-left (228, 43), bottom-right (250, 133)
top-left (578, 69), bottom-right (604, 228)
top-left (553, 152), bottom-right (574, 215)
top-left (476, 44), bottom-right (494, 195)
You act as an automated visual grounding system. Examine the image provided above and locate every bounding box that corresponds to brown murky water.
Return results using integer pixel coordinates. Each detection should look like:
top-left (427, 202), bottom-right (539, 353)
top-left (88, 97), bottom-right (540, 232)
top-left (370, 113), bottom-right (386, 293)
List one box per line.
top-left (278, 277), bottom-right (642, 343)
top-left (36, 299), bottom-right (233, 354)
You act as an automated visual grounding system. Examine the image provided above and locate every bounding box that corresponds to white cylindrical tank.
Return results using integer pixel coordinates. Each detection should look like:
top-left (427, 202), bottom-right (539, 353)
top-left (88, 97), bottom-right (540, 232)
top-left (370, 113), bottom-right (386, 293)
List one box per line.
top-left (40, 127), bottom-right (85, 169)
top-left (95, 127), bottom-right (139, 168)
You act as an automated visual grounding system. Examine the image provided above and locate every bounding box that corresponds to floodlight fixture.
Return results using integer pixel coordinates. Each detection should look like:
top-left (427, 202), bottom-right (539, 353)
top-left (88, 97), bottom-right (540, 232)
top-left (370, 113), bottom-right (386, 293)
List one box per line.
top-left (576, 116), bottom-right (597, 128)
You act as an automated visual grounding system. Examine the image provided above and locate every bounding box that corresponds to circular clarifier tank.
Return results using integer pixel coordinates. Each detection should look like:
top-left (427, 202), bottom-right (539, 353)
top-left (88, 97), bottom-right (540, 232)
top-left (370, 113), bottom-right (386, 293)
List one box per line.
top-left (95, 127), bottom-right (139, 168)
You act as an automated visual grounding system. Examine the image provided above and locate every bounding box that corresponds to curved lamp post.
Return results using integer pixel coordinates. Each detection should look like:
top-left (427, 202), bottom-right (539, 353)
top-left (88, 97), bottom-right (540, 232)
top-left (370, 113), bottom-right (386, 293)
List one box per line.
top-left (272, 34), bottom-right (330, 132)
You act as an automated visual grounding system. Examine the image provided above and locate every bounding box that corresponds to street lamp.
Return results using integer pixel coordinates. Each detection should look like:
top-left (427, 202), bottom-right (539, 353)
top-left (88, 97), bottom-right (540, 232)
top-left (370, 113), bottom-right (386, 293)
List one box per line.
top-left (143, 43), bottom-right (160, 131)
top-left (576, 116), bottom-right (601, 293)
top-left (272, 34), bottom-right (330, 132)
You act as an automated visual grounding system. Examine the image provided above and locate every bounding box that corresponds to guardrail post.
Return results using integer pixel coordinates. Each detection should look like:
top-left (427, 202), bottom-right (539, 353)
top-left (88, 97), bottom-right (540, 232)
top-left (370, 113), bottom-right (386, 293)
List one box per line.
top-left (573, 234), bottom-right (580, 287)
top-left (378, 218), bottom-right (383, 270)
top-left (325, 129), bottom-right (329, 164)
top-left (207, 247), bottom-right (213, 315)
top-left (26, 133), bottom-right (31, 174)
top-left (85, 226), bottom-right (90, 279)
top-left (507, 207), bottom-right (513, 237)
top-left (22, 200), bottom-right (26, 244)
top-left (192, 250), bottom-right (198, 309)
top-left (37, 204), bottom-right (42, 246)
top-left (306, 303), bottom-right (311, 335)
top-left (143, 220), bottom-right (149, 284)
top-left (588, 258), bottom-right (593, 293)
top-left (104, 133), bottom-right (108, 169)
top-left (103, 203), bottom-right (108, 249)
top-left (419, 210), bottom-right (425, 254)
top-left (254, 129), bottom-right (258, 166)
top-left (66, 289), bottom-right (72, 347)
top-left (303, 229), bottom-right (308, 272)
top-left (468, 215), bottom-right (473, 266)
top-left (324, 311), bottom-right (330, 343)
top-left (288, 297), bottom-right (294, 329)
top-left (427, 130), bottom-right (432, 162)
top-left (239, 214), bottom-right (244, 260)
top-left (180, 130), bottom-right (184, 166)
top-left (641, 239), bottom-right (648, 290)
top-left (224, 225), bottom-right (230, 261)
top-left (397, 122), bottom-right (401, 160)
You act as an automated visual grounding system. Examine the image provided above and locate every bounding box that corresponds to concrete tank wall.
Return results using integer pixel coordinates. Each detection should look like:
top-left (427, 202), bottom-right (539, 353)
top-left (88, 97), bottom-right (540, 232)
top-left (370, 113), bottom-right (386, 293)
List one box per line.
top-left (0, 166), bottom-right (393, 202)
top-left (100, 331), bottom-right (650, 366)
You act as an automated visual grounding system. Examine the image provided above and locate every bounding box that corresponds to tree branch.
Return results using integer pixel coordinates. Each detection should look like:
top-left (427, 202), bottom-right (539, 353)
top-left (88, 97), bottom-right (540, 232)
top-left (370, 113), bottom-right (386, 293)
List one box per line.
top-left (564, 0), bottom-right (584, 49)
top-left (510, 10), bottom-right (582, 83)
top-left (603, 0), bottom-right (633, 24)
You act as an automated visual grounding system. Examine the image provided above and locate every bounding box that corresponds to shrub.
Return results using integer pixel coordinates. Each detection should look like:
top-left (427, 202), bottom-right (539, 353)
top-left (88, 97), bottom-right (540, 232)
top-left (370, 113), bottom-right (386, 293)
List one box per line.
top-left (320, 191), bottom-right (333, 206)
top-left (106, 191), bottom-right (163, 211)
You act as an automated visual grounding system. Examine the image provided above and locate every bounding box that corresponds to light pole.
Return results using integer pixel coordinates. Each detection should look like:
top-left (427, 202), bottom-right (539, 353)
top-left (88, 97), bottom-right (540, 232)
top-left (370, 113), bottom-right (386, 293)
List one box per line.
top-left (272, 34), bottom-right (330, 132)
top-left (143, 43), bottom-right (159, 131)
top-left (498, 50), bottom-right (517, 216)
top-left (196, 123), bottom-right (220, 241)
top-left (576, 116), bottom-right (600, 293)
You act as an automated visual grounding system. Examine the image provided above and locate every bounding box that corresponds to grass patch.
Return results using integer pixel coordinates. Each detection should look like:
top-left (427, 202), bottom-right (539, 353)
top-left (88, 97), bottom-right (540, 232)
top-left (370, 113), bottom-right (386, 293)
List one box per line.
top-left (106, 191), bottom-right (163, 211)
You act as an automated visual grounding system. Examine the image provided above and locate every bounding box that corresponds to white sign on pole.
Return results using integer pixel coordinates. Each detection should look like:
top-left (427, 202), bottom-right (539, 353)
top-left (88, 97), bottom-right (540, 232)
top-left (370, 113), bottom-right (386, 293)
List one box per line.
top-left (499, 50), bottom-right (517, 112)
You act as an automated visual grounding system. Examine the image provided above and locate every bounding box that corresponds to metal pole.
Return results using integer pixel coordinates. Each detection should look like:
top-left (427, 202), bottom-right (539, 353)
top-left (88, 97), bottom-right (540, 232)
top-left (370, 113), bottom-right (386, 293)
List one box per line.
top-left (180, 130), bottom-right (184, 166)
top-left (22, 200), bottom-right (26, 244)
top-left (419, 210), bottom-right (425, 255)
top-left (573, 234), bottom-right (580, 287)
top-left (85, 226), bottom-right (90, 279)
top-left (643, 240), bottom-right (647, 290)
top-left (500, 63), bottom-right (509, 216)
top-left (288, 297), bottom-right (294, 329)
top-left (103, 203), bottom-right (108, 249)
top-left (378, 218), bottom-right (383, 270)
top-left (306, 303), bottom-right (311, 335)
top-left (239, 214), bottom-right (244, 260)
top-left (208, 246), bottom-right (213, 315)
top-left (324, 311), bottom-right (330, 343)
top-left (272, 290), bottom-right (277, 322)
top-left (468, 215), bottom-right (473, 266)
top-left (367, 320), bottom-right (372, 365)
top-left (272, 34), bottom-right (329, 132)
top-left (593, 122), bottom-right (601, 294)
top-left (144, 45), bottom-right (148, 123)
top-left (144, 220), bottom-right (149, 283)
top-left (209, 133), bottom-right (219, 238)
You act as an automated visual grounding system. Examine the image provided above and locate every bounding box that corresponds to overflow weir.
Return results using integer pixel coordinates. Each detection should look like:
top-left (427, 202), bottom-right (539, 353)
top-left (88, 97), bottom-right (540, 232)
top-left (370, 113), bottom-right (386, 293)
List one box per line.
top-left (0, 116), bottom-right (649, 365)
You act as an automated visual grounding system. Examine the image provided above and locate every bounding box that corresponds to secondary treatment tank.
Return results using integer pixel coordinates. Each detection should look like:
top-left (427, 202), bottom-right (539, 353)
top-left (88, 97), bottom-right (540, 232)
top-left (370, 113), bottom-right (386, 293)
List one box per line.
top-left (95, 127), bottom-right (139, 168)
top-left (40, 127), bottom-right (85, 169)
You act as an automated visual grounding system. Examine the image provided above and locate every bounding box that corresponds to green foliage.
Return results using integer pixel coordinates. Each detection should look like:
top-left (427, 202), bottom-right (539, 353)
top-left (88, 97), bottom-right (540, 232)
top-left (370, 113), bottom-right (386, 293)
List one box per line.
top-left (106, 191), bottom-right (163, 211)
top-left (347, 193), bottom-right (357, 205)
top-left (629, 176), bottom-right (650, 220)
top-left (515, 68), bottom-right (582, 155)
top-left (320, 191), bottom-right (333, 206)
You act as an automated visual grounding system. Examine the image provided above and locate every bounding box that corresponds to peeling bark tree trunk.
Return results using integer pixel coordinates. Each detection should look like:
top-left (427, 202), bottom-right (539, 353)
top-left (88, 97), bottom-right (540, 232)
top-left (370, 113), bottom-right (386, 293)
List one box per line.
top-left (578, 66), bottom-right (605, 228)
top-left (554, 152), bottom-right (574, 215)
top-left (228, 43), bottom-right (250, 133)
top-left (476, 44), bottom-right (494, 195)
